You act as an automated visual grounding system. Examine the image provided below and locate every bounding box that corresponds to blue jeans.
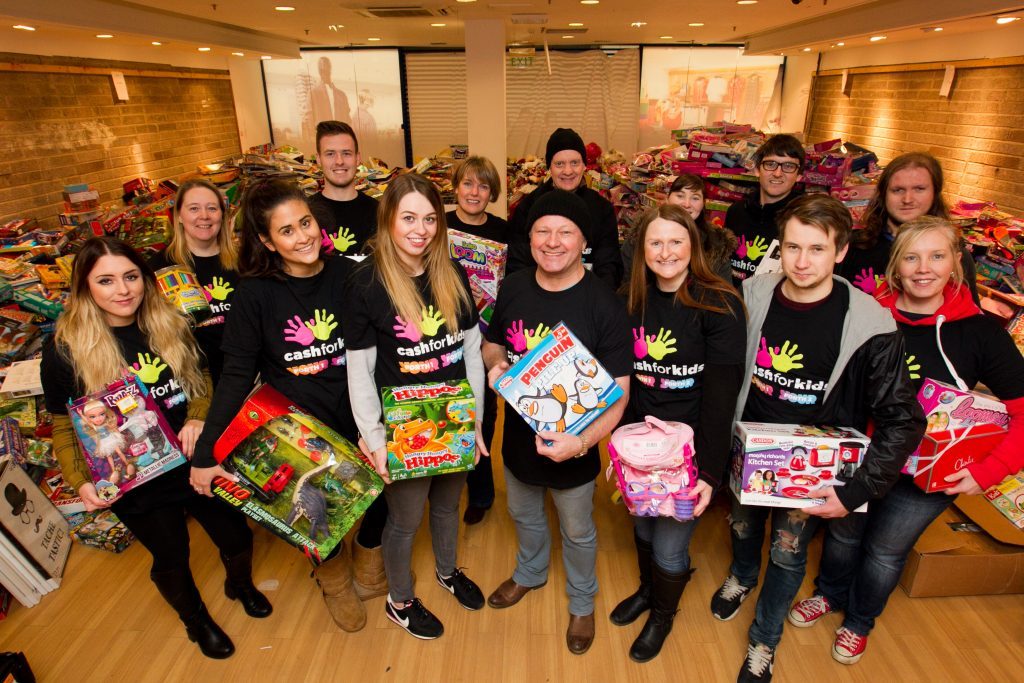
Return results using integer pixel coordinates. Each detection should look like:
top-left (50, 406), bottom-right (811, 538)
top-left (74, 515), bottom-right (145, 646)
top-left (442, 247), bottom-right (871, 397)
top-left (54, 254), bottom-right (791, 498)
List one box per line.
top-left (816, 476), bottom-right (953, 635)
top-left (633, 514), bottom-right (699, 574)
top-left (729, 495), bottom-right (821, 648)
top-left (504, 468), bottom-right (597, 616)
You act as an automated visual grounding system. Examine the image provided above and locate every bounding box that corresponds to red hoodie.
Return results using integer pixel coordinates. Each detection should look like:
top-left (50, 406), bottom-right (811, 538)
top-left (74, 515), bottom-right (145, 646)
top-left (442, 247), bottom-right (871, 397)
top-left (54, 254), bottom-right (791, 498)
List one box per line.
top-left (875, 281), bottom-right (1024, 490)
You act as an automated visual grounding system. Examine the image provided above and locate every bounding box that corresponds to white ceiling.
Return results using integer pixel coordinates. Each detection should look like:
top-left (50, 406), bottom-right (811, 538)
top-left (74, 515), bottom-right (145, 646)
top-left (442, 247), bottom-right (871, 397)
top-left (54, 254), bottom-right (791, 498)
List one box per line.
top-left (1, 0), bottom-right (1023, 61)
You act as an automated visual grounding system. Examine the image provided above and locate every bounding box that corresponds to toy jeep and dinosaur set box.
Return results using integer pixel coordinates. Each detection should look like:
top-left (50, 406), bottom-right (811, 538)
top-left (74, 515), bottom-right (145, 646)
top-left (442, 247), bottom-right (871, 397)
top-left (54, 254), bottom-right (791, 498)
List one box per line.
top-left (211, 385), bottom-right (383, 563)
top-left (381, 380), bottom-right (477, 482)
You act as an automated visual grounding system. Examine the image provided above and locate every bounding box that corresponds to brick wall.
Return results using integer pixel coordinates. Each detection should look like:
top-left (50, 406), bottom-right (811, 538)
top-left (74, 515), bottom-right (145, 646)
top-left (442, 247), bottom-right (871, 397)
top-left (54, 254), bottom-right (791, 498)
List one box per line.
top-left (806, 64), bottom-right (1024, 215)
top-left (0, 53), bottom-right (241, 225)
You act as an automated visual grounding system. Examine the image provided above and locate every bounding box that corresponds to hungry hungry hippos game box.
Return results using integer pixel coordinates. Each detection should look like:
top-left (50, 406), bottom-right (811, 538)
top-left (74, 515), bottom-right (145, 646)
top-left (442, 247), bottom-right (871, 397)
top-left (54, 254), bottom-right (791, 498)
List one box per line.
top-left (730, 422), bottom-right (869, 510)
top-left (496, 322), bottom-right (623, 437)
top-left (212, 385), bottom-right (383, 563)
top-left (382, 380), bottom-right (477, 481)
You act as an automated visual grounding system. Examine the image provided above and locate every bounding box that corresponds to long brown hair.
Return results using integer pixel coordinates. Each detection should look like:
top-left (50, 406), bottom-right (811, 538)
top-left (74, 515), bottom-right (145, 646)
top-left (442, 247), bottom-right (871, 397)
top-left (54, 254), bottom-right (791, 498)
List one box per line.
top-left (237, 178), bottom-right (319, 279)
top-left (367, 174), bottom-right (471, 334)
top-left (857, 152), bottom-right (949, 249)
top-left (55, 237), bottom-right (206, 396)
top-left (168, 178), bottom-right (238, 271)
top-left (626, 205), bottom-right (741, 317)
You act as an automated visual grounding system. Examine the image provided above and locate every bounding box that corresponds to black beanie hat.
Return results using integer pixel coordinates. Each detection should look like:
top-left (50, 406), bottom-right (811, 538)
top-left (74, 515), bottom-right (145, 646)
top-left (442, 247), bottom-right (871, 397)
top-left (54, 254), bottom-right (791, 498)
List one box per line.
top-left (526, 189), bottom-right (592, 243)
top-left (545, 128), bottom-right (587, 168)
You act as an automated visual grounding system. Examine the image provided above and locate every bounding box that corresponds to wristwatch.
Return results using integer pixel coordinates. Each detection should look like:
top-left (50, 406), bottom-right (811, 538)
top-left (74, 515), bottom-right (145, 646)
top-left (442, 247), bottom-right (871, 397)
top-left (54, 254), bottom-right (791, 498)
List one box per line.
top-left (575, 434), bottom-right (589, 458)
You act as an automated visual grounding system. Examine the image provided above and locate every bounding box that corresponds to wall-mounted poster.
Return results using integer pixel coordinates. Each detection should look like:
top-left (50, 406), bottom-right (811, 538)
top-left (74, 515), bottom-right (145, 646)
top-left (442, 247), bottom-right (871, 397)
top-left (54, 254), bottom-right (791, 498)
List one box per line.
top-left (639, 48), bottom-right (783, 150)
top-left (262, 49), bottom-right (405, 167)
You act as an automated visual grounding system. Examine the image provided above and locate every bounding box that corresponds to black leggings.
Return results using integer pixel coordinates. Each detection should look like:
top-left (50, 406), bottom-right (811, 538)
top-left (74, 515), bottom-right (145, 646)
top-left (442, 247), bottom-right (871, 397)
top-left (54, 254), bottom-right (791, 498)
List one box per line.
top-left (115, 493), bottom-right (253, 575)
top-left (356, 495), bottom-right (388, 548)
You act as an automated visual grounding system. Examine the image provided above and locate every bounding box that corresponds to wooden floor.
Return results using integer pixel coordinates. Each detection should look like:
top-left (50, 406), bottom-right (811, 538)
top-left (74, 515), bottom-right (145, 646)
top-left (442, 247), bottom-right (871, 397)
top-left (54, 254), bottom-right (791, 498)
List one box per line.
top-left (3, 423), bottom-right (1024, 682)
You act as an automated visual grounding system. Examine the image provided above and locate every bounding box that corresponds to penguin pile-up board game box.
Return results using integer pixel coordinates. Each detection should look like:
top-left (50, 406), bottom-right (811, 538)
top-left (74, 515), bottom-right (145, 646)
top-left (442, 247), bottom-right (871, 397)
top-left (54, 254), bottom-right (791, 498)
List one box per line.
top-left (382, 380), bottom-right (477, 481)
top-left (447, 229), bottom-right (506, 332)
top-left (730, 422), bottom-right (870, 510)
top-left (68, 376), bottom-right (186, 503)
top-left (496, 322), bottom-right (623, 437)
top-left (212, 385), bottom-right (383, 564)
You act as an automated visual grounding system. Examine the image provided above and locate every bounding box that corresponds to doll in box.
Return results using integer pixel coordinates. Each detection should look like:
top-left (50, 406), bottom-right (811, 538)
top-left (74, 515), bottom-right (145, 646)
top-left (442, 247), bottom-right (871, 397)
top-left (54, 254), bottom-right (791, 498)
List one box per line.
top-left (79, 400), bottom-right (134, 484)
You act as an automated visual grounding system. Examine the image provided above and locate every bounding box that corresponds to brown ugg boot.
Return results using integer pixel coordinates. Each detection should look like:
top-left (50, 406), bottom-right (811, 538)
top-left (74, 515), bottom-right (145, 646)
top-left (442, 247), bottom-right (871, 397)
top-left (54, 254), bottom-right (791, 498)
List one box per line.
top-left (314, 542), bottom-right (366, 632)
top-left (352, 539), bottom-right (390, 600)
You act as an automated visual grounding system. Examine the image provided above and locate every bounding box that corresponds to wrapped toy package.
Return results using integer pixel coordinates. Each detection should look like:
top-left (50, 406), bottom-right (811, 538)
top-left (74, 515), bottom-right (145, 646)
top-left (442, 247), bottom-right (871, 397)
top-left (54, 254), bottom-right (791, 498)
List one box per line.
top-left (984, 472), bottom-right (1024, 529)
top-left (382, 380), bottom-right (477, 481)
top-left (447, 229), bottom-right (506, 332)
top-left (68, 376), bottom-right (186, 503)
top-left (606, 416), bottom-right (698, 521)
top-left (212, 385), bottom-right (383, 563)
top-left (496, 322), bottom-right (623, 437)
top-left (730, 422), bottom-right (869, 511)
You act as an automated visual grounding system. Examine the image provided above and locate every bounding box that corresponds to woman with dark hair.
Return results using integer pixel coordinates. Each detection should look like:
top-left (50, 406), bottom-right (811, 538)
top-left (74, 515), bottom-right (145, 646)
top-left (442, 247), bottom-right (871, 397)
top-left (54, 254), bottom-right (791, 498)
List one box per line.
top-left (149, 178), bottom-right (238, 384)
top-left (42, 236), bottom-right (269, 660)
top-left (612, 204), bottom-right (746, 662)
top-left (343, 173), bottom-right (488, 640)
top-left (836, 151), bottom-right (978, 300)
top-left (190, 178), bottom-right (385, 633)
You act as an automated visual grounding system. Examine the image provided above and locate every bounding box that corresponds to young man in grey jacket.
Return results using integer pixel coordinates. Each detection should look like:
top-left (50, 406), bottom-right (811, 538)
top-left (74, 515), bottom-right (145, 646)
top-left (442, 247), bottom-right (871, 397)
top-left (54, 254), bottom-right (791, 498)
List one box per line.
top-left (709, 194), bottom-right (925, 683)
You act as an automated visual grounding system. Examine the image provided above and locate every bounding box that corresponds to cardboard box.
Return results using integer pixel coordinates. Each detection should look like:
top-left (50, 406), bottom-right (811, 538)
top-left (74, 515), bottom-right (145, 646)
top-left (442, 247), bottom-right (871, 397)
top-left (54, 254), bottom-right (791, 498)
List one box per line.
top-left (729, 422), bottom-right (869, 510)
top-left (912, 423), bottom-right (1007, 493)
top-left (983, 472), bottom-right (1024, 529)
top-left (900, 503), bottom-right (1024, 597)
top-left (382, 380), bottom-right (477, 481)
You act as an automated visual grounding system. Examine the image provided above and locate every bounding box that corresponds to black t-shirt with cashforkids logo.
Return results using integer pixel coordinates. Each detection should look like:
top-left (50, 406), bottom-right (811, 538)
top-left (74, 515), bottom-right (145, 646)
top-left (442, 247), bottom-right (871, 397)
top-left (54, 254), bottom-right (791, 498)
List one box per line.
top-left (342, 256), bottom-right (478, 392)
top-left (307, 191), bottom-right (379, 256)
top-left (742, 282), bottom-right (847, 424)
top-left (628, 285), bottom-right (746, 425)
top-left (485, 269), bottom-right (633, 489)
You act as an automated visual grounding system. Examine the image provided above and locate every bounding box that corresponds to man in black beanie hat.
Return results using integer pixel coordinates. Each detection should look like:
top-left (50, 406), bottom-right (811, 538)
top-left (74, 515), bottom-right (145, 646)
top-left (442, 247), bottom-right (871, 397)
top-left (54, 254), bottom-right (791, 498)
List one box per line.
top-left (508, 128), bottom-right (623, 289)
top-left (482, 188), bottom-right (633, 656)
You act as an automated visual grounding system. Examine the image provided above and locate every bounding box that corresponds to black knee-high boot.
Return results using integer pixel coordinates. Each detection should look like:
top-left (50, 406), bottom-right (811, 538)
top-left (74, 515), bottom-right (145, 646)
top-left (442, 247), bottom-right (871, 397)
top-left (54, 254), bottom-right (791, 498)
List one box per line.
top-left (610, 531), bottom-right (653, 625)
top-left (221, 549), bottom-right (273, 618)
top-left (151, 569), bottom-right (235, 659)
top-left (629, 565), bottom-right (695, 663)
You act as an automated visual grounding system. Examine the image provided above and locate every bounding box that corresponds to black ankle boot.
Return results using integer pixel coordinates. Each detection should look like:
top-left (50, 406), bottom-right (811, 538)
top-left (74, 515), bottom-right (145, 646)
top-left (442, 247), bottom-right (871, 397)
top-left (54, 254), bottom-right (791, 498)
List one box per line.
top-left (222, 549), bottom-right (273, 618)
top-left (151, 569), bottom-right (235, 659)
top-left (629, 566), bottom-right (694, 663)
top-left (610, 532), bottom-right (653, 626)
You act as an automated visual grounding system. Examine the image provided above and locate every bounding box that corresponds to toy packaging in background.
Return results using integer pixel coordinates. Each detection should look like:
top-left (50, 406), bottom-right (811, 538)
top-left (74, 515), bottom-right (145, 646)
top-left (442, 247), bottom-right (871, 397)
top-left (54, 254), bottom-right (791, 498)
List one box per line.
top-left (984, 472), bottom-right (1024, 529)
top-left (0, 398), bottom-right (38, 436)
top-left (447, 229), bottom-right (507, 331)
top-left (65, 509), bottom-right (135, 553)
top-left (39, 470), bottom-right (85, 516)
top-left (382, 381), bottom-right (477, 481)
top-left (68, 375), bottom-right (186, 503)
top-left (154, 265), bottom-right (213, 326)
top-left (730, 422), bottom-right (870, 510)
top-left (496, 322), bottom-right (623, 437)
top-left (0, 417), bottom-right (26, 467)
top-left (607, 416), bottom-right (698, 521)
top-left (211, 385), bottom-right (383, 563)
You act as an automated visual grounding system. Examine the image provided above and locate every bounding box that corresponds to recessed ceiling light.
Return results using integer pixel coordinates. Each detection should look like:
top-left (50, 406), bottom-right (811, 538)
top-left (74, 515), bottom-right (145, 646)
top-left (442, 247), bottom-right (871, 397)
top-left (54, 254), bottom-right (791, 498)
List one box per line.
top-left (12, 25), bottom-right (36, 31)
top-left (802, 47), bottom-right (811, 52)
top-left (368, 37), bottom-right (381, 41)
top-left (869, 35), bottom-right (886, 42)
top-left (274, 6), bottom-right (295, 10)
top-left (580, 0), bottom-right (599, 5)
top-left (232, 52), bottom-right (245, 56)
top-left (198, 46), bottom-right (211, 51)
top-left (933, 27), bottom-right (943, 32)
top-left (151, 41), bottom-right (162, 45)
top-left (630, 22), bottom-right (646, 28)
top-left (456, 0), bottom-right (476, 3)
top-left (562, 35), bottom-right (574, 38)
top-left (737, 0), bottom-right (758, 5)
top-left (836, 41), bottom-right (845, 46)
top-left (997, 16), bottom-right (1020, 24)
top-left (430, 23), bottom-right (446, 27)
top-left (688, 22), bottom-right (704, 27)
top-left (261, 55), bottom-right (272, 60)
top-left (96, 34), bottom-right (113, 39)
top-left (569, 22), bottom-right (584, 27)
top-left (659, 35), bottom-right (673, 40)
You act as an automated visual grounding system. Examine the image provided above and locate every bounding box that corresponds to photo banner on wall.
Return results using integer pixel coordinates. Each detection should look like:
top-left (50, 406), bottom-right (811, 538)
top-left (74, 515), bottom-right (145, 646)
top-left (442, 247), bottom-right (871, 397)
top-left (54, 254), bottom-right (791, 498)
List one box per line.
top-left (262, 49), bottom-right (405, 167)
top-left (639, 47), bottom-right (784, 150)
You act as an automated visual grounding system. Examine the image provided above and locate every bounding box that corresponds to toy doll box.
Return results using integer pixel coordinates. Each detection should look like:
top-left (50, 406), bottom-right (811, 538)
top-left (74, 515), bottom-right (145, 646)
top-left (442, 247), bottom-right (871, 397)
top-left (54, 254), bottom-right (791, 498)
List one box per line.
top-left (382, 380), bottom-right (477, 481)
top-left (496, 322), bottom-right (623, 437)
top-left (729, 422), bottom-right (869, 511)
top-left (913, 423), bottom-right (1008, 494)
top-left (68, 375), bottom-right (186, 503)
top-left (211, 385), bottom-right (383, 564)
top-left (447, 229), bottom-right (507, 331)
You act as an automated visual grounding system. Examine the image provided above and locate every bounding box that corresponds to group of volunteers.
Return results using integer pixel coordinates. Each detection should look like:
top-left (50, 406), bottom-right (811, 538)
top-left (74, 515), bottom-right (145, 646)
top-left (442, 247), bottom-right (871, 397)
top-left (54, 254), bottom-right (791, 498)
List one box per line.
top-left (41, 119), bottom-right (1023, 683)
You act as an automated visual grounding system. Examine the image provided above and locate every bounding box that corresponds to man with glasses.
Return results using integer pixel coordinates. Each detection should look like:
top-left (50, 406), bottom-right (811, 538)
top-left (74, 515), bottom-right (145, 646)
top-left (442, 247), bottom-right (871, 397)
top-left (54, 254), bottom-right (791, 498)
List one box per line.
top-left (507, 128), bottom-right (624, 290)
top-left (727, 134), bottom-right (806, 286)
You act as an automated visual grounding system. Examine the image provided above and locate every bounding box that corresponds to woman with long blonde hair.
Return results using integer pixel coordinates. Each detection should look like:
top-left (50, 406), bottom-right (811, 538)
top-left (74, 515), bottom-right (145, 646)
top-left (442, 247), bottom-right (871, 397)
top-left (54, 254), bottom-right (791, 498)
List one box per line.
top-left (42, 236), bottom-right (269, 661)
top-left (343, 173), bottom-right (488, 640)
top-left (149, 177), bottom-right (239, 383)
